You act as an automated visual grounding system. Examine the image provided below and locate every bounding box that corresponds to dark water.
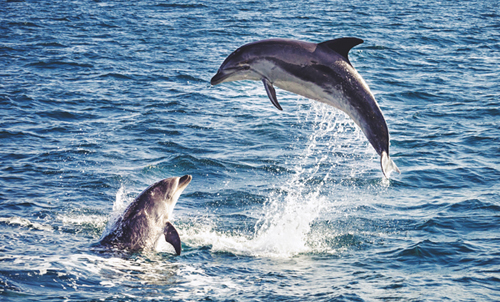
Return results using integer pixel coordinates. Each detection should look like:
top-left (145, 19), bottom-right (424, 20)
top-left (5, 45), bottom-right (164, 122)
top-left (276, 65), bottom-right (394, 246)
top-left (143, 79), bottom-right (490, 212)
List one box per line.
top-left (1, 0), bottom-right (499, 301)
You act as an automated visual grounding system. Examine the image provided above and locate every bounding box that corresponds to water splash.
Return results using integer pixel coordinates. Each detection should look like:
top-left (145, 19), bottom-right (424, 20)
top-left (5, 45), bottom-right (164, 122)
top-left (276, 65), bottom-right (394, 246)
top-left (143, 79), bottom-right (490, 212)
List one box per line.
top-left (99, 184), bottom-right (134, 240)
top-left (182, 102), bottom-right (374, 258)
top-left (249, 102), bottom-right (365, 257)
top-left (112, 184), bottom-right (128, 213)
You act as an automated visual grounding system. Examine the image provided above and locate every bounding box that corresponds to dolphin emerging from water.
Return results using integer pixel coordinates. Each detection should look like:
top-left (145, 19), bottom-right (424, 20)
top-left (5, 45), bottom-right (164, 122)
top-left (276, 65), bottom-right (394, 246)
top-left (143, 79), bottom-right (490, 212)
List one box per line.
top-left (100, 175), bottom-right (192, 255)
top-left (211, 38), bottom-right (399, 178)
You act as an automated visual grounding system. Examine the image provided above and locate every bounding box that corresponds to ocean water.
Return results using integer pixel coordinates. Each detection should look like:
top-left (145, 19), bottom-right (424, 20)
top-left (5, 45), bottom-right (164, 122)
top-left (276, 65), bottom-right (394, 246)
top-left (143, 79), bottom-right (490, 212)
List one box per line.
top-left (1, 0), bottom-right (499, 300)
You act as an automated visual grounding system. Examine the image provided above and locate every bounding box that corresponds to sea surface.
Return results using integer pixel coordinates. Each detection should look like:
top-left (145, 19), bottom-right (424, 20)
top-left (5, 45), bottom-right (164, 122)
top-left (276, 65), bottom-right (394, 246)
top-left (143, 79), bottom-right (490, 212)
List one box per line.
top-left (1, 0), bottom-right (499, 301)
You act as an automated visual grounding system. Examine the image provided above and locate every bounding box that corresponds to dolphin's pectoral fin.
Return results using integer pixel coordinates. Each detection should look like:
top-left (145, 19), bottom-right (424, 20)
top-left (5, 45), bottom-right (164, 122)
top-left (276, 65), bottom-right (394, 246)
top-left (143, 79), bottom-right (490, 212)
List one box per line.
top-left (319, 37), bottom-right (364, 65)
top-left (262, 78), bottom-right (283, 111)
top-left (164, 221), bottom-right (181, 255)
top-left (381, 151), bottom-right (400, 179)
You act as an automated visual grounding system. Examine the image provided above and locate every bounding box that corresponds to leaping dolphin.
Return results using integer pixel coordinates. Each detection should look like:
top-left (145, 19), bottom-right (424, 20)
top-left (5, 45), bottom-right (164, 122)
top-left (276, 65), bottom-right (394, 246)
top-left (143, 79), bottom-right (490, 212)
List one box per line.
top-left (100, 175), bottom-right (192, 255)
top-left (211, 38), bottom-right (399, 178)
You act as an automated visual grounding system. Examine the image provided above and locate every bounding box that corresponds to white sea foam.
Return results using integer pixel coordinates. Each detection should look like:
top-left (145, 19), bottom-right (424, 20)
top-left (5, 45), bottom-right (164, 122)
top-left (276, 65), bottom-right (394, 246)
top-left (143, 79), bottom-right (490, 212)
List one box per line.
top-left (57, 214), bottom-right (108, 230)
top-left (0, 216), bottom-right (53, 232)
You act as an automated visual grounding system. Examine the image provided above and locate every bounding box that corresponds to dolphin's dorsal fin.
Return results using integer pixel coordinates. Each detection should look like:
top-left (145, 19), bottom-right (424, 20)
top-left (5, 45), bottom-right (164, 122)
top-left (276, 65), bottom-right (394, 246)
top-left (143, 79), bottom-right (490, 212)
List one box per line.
top-left (262, 78), bottom-right (283, 111)
top-left (319, 37), bottom-right (364, 65)
top-left (164, 221), bottom-right (181, 255)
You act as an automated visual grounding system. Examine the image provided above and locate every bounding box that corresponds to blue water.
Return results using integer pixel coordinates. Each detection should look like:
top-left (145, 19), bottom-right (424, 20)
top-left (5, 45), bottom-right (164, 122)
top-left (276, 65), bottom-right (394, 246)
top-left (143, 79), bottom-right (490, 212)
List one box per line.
top-left (1, 0), bottom-right (499, 300)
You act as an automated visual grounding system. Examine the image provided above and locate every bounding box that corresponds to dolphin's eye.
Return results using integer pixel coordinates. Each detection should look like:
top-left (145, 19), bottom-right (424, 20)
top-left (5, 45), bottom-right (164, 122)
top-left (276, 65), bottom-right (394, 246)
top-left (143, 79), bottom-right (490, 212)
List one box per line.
top-left (238, 64), bottom-right (250, 70)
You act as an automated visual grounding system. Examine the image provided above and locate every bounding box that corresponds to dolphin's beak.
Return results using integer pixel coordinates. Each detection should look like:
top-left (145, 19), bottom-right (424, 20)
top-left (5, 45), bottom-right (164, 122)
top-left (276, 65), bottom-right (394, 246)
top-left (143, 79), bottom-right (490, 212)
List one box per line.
top-left (177, 175), bottom-right (192, 191)
top-left (210, 70), bottom-right (228, 85)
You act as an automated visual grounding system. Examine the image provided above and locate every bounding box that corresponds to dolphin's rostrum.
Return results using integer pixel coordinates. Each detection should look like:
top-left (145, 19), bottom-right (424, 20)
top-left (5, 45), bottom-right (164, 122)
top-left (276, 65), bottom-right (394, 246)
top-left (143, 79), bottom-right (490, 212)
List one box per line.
top-left (100, 175), bottom-right (192, 255)
top-left (211, 38), bottom-right (399, 178)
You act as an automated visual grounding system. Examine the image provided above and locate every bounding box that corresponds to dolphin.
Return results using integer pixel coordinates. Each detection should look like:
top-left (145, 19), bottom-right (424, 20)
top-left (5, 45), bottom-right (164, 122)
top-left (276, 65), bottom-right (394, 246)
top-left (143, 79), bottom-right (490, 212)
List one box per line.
top-left (211, 38), bottom-right (399, 178)
top-left (99, 175), bottom-right (192, 255)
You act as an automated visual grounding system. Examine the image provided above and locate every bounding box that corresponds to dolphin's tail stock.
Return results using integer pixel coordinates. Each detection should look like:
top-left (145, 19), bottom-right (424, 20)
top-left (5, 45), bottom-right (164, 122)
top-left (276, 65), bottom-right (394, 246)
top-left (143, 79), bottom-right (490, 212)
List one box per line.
top-left (381, 151), bottom-right (400, 179)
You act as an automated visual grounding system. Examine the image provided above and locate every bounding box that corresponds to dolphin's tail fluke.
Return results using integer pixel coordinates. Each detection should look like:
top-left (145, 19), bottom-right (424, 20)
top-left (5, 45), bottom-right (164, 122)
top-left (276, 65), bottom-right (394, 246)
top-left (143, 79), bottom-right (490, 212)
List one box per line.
top-left (381, 151), bottom-right (400, 179)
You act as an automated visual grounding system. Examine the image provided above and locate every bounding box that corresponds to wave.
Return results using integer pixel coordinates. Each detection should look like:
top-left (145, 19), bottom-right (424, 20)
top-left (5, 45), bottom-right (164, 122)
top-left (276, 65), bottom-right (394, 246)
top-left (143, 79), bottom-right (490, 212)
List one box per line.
top-left (98, 73), bottom-right (133, 80)
top-left (155, 3), bottom-right (208, 9)
top-left (395, 239), bottom-right (477, 266)
top-left (27, 61), bottom-right (93, 69)
top-left (0, 216), bottom-right (53, 232)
